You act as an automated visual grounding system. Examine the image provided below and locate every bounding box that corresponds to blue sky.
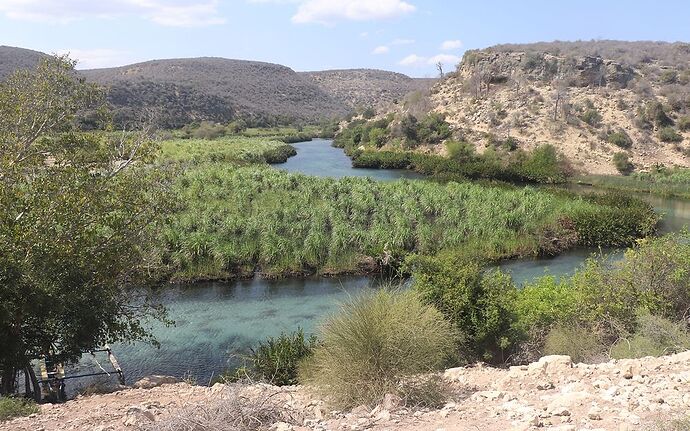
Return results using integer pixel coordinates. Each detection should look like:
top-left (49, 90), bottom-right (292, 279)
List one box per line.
top-left (1, 0), bottom-right (689, 77)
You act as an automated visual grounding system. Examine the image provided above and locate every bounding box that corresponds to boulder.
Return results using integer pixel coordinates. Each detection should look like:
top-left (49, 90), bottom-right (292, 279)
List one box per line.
top-left (132, 375), bottom-right (180, 389)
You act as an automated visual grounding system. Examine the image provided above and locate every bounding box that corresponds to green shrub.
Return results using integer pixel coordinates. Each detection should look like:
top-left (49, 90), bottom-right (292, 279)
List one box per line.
top-left (515, 144), bottom-right (568, 184)
top-left (647, 101), bottom-right (674, 128)
top-left (617, 233), bottom-right (690, 320)
top-left (580, 108), bottom-right (602, 127)
top-left (229, 329), bottom-right (316, 386)
top-left (612, 152), bottom-right (633, 174)
top-left (658, 127), bottom-right (683, 143)
top-left (368, 127), bottom-right (387, 148)
top-left (610, 314), bottom-right (690, 359)
top-left (543, 325), bottom-right (606, 363)
top-left (0, 397), bottom-right (39, 421)
top-left (408, 254), bottom-right (517, 363)
top-left (607, 130), bottom-right (633, 149)
top-left (445, 140), bottom-right (475, 162)
top-left (362, 107), bottom-right (376, 119)
top-left (678, 117), bottom-right (690, 132)
top-left (570, 192), bottom-right (658, 247)
top-left (299, 289), bottom-right (456, 408)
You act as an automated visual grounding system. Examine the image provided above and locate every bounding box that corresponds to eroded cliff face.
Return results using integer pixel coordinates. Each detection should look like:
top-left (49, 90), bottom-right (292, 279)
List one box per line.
top-left (5, 351), bottom-right (690, 431)
top-left (427, 49), bottom-right (690, 175)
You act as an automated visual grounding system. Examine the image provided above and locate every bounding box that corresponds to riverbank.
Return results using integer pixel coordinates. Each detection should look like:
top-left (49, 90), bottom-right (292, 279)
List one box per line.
top-left (5, 351), bottom-right (690, 431)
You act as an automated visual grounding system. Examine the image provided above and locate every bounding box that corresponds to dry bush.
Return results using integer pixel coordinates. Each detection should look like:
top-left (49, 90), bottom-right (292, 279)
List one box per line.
top-left (299, 289), bottom-right (456, 409)
top-left (147, 387), bottom-right (299, 431)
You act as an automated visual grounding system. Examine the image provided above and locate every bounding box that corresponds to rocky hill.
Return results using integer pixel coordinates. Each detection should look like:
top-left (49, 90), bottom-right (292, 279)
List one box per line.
top-left (5, 351), bottom-right (690, 431)
top-left (80, 58), bottom-right (351, 128)
top-left (426, 41), bottom-right (690, 174)
top-left (301, 69), bottom-right (433, 111)
top-left (0, 45), bottom-right (47, 80)
top-left (1, 47), bottom-right (427, 128)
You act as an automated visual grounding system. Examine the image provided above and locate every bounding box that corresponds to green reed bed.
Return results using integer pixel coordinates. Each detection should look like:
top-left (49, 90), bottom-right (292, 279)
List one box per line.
top-left (161, 164), bottom-right (657, 281)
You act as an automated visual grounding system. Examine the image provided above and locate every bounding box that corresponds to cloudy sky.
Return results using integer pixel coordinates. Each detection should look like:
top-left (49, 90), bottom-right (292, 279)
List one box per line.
top-left (1, 0), bottom-right (689, 76)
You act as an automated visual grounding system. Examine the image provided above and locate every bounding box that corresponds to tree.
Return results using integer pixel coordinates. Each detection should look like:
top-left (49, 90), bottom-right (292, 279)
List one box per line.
top-left (0, 56), bottom-right (172, 396)
top-left (436, 61), bottom-right (444, 77)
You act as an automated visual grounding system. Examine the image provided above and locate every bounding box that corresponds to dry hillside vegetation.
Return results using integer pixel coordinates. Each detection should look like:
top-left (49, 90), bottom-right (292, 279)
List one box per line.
top-left (429, 41), bottom-right (690, 174)
top-left (81, 58), bottom-right (350, 128)
top-left (301, 69), bottom-right (433, 111)
top-left (0, 46), bottom-right (47, 80)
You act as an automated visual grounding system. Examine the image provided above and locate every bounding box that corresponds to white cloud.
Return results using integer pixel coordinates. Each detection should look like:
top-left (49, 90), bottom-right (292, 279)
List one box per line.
top-left (440, 39), bottom-right (462, 51)
top-left (399, 53), bottom-right (460, 68)
top-left (398, 54), bottom-right (426, 67)
top-left (372, 45), bottom-right (390, 55)
top-left (56, 48), bottom-right (141, 70)
top-left (291, 0), bottom-right (416, 25)
top-left (427, 53), bottom-right (461, 65)
top-left (0, 0), bottom-right (226, 27)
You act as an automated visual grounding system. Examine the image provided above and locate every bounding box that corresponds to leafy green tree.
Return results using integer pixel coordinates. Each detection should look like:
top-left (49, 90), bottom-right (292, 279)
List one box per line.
top-left (0, 56), bottom-right (172, 396)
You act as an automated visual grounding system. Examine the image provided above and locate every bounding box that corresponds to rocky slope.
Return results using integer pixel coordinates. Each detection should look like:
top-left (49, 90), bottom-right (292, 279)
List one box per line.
top-left (301, 69), bottom-right (433, 111)
top-left (426, 41), bottom-right (690, 174)
top-left (5, 351), bottom-right (690, 431)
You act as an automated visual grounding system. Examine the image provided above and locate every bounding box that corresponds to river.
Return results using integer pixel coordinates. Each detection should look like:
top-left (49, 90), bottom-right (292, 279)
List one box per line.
top-left (96, 140), bottom-right (688, 388)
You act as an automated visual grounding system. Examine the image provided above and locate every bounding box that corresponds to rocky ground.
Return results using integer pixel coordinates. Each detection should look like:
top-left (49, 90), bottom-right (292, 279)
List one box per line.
top-left (4, 352), bottom-right (690, 431)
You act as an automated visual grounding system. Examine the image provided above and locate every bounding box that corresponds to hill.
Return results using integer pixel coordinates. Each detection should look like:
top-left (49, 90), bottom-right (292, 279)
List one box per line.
top-left (0, 45), bottom-right (47, 80)
top-left (301, 69), bottom-right (433, 110)
top-left (424, 40), bottom-right (690, 174)
top-left (81, 58), bottom-right (350, 128)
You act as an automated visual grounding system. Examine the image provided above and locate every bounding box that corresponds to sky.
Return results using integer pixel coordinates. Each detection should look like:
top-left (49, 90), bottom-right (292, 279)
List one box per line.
top-left (1, 0), bottom-right (689, 77)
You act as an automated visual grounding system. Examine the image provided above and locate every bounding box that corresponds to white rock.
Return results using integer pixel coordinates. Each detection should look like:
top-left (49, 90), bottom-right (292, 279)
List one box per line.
top-left (132, 375), bottom-right (180, 389)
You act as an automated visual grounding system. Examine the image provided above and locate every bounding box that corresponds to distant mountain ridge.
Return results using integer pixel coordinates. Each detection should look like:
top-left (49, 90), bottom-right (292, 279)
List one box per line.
top-left (301, 69), bottom-right (434, 111)
top-left (0, 46), bottom-right (425, 127)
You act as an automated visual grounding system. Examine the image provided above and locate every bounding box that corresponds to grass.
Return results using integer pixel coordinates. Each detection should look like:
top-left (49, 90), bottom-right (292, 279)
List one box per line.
top-left (158, 136), bottom-right (296, 165)
top-left (0, 397), bottom-right (39, 421)
top-left (577, 167), bottom-right (690, 199)
top-left (298, 289), bottom-right (456, 408)
top-left (161, 164), bottom-right (657, 281)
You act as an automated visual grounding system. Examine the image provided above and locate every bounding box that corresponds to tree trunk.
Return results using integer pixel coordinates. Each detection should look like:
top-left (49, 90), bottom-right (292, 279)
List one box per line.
top-left (0, 368), bottom-right (17, 395)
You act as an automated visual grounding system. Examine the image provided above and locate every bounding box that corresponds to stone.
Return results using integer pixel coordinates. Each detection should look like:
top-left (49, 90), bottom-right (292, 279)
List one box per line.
top-left (132, 375), bottom-right (180, 389)
top-left (548, 406), bottom-right (571, 417)
top-left (272, 422), bottom-right (294, 431)
top-left (537, 381), bottom-right (555, 390)
top-left (588, 406), bottom-right (603, 420)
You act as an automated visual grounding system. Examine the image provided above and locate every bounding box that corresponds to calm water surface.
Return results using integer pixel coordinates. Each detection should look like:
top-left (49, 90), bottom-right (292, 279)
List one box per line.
top-left (100, 140), bottom-right (688, 386)
top-left (275, 139), bottom-right (423, 180)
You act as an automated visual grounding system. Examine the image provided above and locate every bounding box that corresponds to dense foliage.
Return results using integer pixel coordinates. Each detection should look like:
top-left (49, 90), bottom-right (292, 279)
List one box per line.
top-left (335, 117), bottom-right (570, 184)
top-left (407, 232), bottom-right (690, 365)
top-left (159, 137), bottom-right (296, 165)
top-left (225, 329), bottom-right (316, 386)
top-left (579, 166), bottom-right (690, 199)
top-left (161, 164), bottom-right (656, 280)
top-left (299, 289), bottom-right (456, 408)
top-left (0, 57), bottom-right (171, 395)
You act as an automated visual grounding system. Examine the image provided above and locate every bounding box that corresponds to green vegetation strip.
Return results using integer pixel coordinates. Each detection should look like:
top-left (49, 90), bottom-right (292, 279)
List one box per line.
top-left (161, 164), bottom-right (657, 281)
top-left (159, 136), bottom-right (297, 165)
top-left (578, 168), bottom-right (690, 199)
